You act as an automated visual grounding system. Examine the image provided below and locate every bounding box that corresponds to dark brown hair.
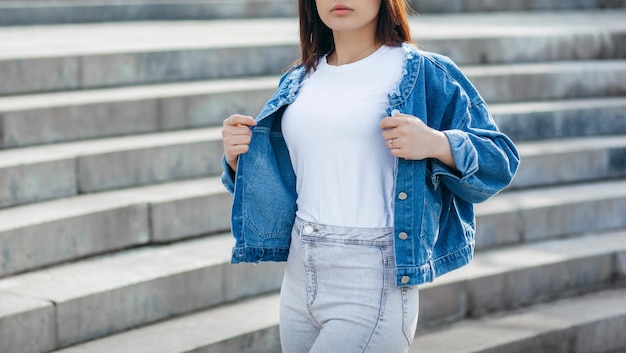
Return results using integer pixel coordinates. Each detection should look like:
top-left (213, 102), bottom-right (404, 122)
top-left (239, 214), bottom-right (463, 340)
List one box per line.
top-left (297, 0), bottom-right (414, 73)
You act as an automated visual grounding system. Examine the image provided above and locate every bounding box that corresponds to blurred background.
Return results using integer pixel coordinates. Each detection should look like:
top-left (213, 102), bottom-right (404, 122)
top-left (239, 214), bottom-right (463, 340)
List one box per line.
top-left (0, 1), bottom-right (625, 352)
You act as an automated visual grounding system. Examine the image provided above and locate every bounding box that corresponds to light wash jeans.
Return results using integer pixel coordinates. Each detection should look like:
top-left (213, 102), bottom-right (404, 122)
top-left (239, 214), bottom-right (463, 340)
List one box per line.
top-left (279, 217), bottom-right (420, 353)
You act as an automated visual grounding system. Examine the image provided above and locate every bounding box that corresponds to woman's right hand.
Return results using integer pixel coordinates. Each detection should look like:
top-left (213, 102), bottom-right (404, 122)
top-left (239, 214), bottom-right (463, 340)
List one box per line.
top-left (222, 114), bottom-right (257, 172)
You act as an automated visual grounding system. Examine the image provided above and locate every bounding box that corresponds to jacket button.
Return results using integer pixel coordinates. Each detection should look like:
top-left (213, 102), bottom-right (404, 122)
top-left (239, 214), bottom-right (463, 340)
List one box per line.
top-left (303, 225), bottom-right (314, 235)
top-left (398, 232), bottom-right (408, 240)
top-left (398, 192), bottom-right (408, 200)
top-left (401, 276), bottom-right (410, 284)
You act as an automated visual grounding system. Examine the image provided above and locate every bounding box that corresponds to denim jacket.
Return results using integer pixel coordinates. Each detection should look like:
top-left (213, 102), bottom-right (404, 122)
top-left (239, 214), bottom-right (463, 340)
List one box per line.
top-left (222, 43), bottom-right (520, 286)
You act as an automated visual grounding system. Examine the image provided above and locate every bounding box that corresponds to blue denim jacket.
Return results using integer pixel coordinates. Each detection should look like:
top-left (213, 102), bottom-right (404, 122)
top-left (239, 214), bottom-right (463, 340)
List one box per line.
top-left (222, 43), bottom-right (520, 286)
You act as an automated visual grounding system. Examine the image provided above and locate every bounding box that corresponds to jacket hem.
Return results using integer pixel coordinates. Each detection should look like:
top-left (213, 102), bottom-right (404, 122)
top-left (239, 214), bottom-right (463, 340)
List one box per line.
top-left (395, 241), bottom-right (474, 286)
top-left (432, 241), bottom-right (474, 278)
top-left (231, 246), bottom-right (289, 264)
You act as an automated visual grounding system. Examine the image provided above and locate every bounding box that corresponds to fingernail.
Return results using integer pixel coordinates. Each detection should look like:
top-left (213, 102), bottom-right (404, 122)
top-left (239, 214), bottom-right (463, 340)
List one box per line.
top-left (391, 109), bottom-right (401, 116)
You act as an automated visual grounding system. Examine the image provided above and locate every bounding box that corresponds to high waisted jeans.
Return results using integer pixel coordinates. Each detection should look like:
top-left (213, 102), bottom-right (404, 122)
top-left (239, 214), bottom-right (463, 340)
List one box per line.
top-left (279, 217), bottom-right (420, 353)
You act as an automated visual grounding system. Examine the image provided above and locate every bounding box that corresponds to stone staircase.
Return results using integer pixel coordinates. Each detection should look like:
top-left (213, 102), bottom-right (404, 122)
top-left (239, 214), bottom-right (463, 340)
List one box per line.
top-left (1, 0), bottom-right (625, 25)
top-left (0, 1), bottom-right (625, 352)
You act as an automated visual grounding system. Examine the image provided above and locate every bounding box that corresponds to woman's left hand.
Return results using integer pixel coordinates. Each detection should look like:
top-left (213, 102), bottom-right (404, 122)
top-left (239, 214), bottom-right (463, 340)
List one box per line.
top-left (380, 111), bottom-right (457, 169)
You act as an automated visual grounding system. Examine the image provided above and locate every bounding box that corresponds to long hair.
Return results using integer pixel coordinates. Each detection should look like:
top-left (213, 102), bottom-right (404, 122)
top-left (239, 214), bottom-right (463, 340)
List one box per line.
top-left (297, 0), bottom-right (414, 73)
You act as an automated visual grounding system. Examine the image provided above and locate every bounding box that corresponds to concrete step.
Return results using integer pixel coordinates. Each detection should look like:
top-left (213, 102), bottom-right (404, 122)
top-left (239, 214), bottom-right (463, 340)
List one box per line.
top-left (0, 0), bottom-right (299, 26)
top-left (0, 77), bottom-right (277, 148)
top-left (26, 229), bottom-right (626, 353)
top-left (1, 10), bottom-right (624, 95)
top-left (464, 60), bottom-right (626, 103)
top-left (412, 287), bottom-right (626, 353)
top-left (1, 0), bottom-right (625, 26)
top-left (411, 0), bottom-right (626, 13)
top-left (50, 294), bottom-right (283, 353)
top-left (0, 127), bottom-right (223, 208)
top-left (0, 233), bottom-right (286, 351)
top-left (509, 135), bottom-right (626, 189)
top-left (55, 291), bottom-right (626, 353)
top-left (0, 177), bottom-right (232, 278)
top-left (475, 179), bottom-right (626, 250)
top-left (492, 97), bottom-right (626, 141)
top-left (0, 292), bottom-right (56, 353)
top-left (418, 229), bottom-right (626, 327)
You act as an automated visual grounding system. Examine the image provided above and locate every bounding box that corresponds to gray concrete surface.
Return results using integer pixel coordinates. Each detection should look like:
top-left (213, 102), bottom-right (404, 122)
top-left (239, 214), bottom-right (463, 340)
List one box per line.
top-left (0, 77), bottom-right (276, 147)
top-left (412, 288), bottom-right (626, 353)
top-left (51, 294), bottom-right (281, 353)
top-left (0, 0), bottom-right (299, 25)
top-left (410, 0), bottom-right (626, 13)
top-left (0, 177), bottom-right (230, 278)
top-left (1, 11), bottom-right (625, 95)
top-left (1, 0), bottom-right (624, 26)
top-left (491, 97), bottom-right (626, 141)
top-left (0, 157), bottom-right (76, 208)
top-left (510, 135), bottom-right (626, 188)
top-left (465, 60), bottom-right (626, 103)
top-left (419, 230), bottom-right (626, 326)
top-left (0, 233), bottom-right (285, 348)
top-left (0, 127), bottom-right (223, 208)
top-left (475, 179), bottom-right (626, 248)
top-left (0, 293), bottom-right (55, 353)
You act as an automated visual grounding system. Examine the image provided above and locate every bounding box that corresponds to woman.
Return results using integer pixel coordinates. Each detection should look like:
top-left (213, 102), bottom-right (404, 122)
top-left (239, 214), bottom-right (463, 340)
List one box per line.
top-left (221, 0), bottom-right (520, 352)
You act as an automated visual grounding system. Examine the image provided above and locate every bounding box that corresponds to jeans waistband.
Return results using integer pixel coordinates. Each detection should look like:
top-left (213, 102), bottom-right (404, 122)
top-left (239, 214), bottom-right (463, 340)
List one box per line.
top-left (294, 216), bottom-right (394, 245)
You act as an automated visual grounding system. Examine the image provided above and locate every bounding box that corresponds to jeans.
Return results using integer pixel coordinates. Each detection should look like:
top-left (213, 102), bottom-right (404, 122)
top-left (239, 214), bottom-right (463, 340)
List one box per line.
top-left (279, 217), bottom-right (420, 353)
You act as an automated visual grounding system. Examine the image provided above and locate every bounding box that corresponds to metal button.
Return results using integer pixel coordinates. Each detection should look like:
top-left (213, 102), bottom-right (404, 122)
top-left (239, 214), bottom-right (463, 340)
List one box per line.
top-left (303, 225), bottom-right (314, 235)
top-left (398, 232), bottom-right (408, 240)
top-left (398, 192), bottom-right (408, 200)
top-left (401, 276), bottom-right (410, 284)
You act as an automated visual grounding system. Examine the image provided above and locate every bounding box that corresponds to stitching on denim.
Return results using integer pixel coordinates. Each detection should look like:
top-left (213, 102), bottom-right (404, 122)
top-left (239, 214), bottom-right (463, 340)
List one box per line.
top-left (388, 43), bottom-right (421, 109)
top-left (360, 246), bottom-right (389, 353)
top-left (421, 53), bottom-right (484, 110)
top-left (401, 286), bottom-right (417, 346)
top-left (303, 239), bottom-right (321, 328)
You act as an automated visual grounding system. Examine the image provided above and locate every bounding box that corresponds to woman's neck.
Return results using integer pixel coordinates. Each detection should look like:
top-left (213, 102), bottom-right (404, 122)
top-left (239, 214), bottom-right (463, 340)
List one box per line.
top-left (328, 31), bottom-right (380, 66)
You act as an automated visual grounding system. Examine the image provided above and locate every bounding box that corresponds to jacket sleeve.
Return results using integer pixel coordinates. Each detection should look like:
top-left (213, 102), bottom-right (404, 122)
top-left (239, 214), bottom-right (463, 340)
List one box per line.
top-left (433, 101), bottom-right (519, 203)
top-left (429, 70), bottom-right (520, 203)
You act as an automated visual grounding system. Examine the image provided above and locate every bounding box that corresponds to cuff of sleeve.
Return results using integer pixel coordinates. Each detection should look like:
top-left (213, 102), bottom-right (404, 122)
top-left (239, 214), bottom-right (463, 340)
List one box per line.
top-left (221, 155), bottom-right (236, 194)
top-left (440, 129), bottom-right (479, 180)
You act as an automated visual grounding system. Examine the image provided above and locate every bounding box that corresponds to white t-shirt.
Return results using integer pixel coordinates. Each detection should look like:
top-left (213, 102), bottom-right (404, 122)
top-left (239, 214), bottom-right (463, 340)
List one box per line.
top-left (281, 45), bottom-right (404, 228)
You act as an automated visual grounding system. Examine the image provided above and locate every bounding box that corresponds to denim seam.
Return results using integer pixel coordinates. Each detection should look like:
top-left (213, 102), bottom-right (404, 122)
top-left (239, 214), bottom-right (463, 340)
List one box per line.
top-left (422, 54), bottom-right (484, 110)
top-left (401, 287), bottom-right (413, 345)
top-left (303, 237), bottom-right (322, 329)
top-left (360, 246), bottom-right (389, 353)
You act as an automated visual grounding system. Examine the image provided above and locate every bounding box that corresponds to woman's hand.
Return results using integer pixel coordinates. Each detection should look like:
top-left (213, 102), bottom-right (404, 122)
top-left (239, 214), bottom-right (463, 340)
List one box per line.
top-left (222, 114), bottom-right (257, 172)
top-left (380, 111), bottom-right (457, 169)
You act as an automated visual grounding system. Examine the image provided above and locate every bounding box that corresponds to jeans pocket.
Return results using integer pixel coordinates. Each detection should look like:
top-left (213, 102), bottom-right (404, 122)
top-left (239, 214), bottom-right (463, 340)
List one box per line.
top-left (401, 286), bottom-right (420, 346)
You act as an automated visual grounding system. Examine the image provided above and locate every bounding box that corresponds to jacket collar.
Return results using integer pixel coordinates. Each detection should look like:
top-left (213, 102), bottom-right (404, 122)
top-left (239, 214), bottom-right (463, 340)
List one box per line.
top-left (388, 42), bottom-right (421, 108)
top-left (257, 42), bottom-right (422, 123)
